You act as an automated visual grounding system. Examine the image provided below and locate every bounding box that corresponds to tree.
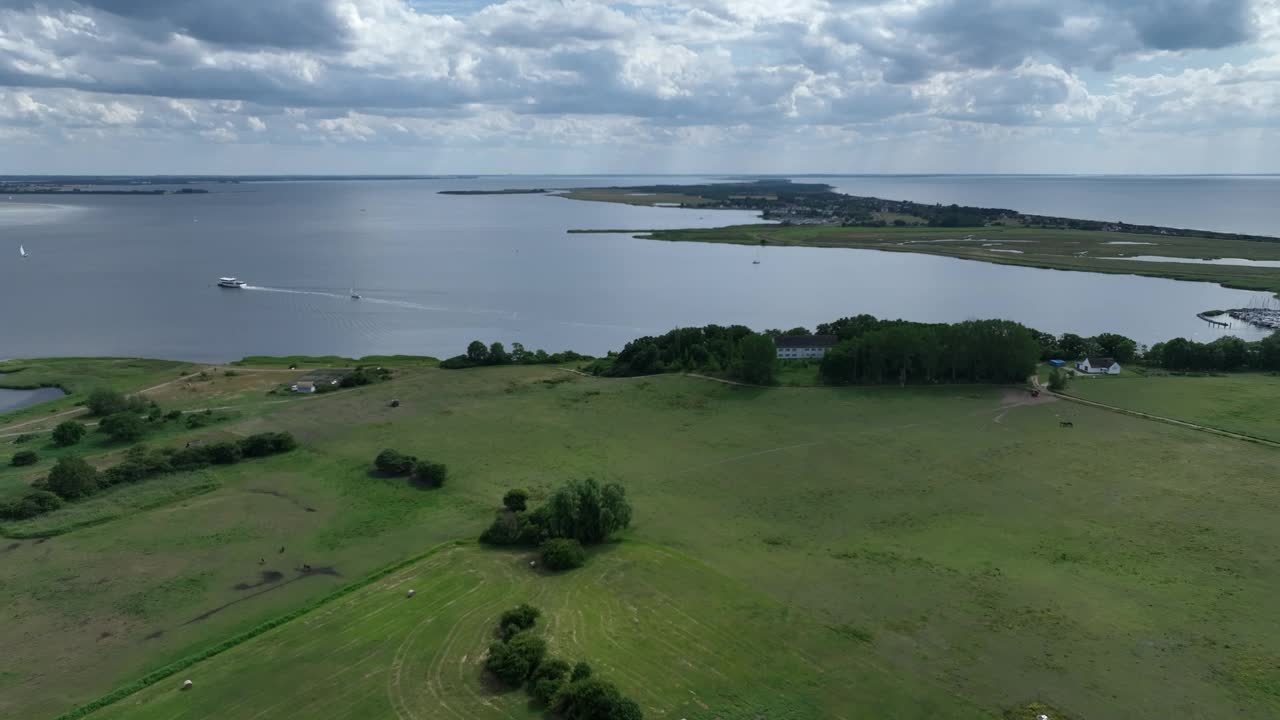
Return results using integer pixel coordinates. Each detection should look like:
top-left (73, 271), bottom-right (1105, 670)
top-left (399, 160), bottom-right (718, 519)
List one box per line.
top-left (530, 659), bottom-right (571, 705)
top-left (544, 479), bottom-right (633, 545)
top-left (488, 342), bottom-right (510, 365)
top-left (1047, 368), bottom-right (1070, 392)
top-left (571, 661), bottom-right (593, 682)
top-left (99, 412), bottom-right (146, 442)
top-left (86, 388), bottom-right (128, 416)
top-left (541, 538), bottom-right (586, 571)
top-left (507, 631), bottom-right (547, 675)
top-left (10, 450), bottom-right (38, 466)
top-left (1057, 333), bottom-right (1089, 361)
top-left (732, 333), bottom-right (778, 385)
top-left (499, 604), bottom-right (540, 638)
top-left (51, 420), bottom-right (87, 447)
top-left (466, 340), bottom-right (489, 364)
top-left (485, 642), bottom-right (531, 686)
top-left (47, 456), bottom-right (99, 500)
top-left (1260, 333), bottom-right (1280, 371)
top-left (374, 448), bottom-right (416, 475)
top-left (503, 488), bottom-right (529, 512)
top-left (1092, 333), bottom-right (1138, 364)
top-left (414, 460), bottom-right (448, 487)
top-left (560, 677), bottom-right (626, 720)
top-left (0, 490), bottom-right (63, 520)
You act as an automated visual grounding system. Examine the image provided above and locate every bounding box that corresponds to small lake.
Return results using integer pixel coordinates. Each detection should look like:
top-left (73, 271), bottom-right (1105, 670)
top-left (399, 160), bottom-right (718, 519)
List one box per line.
top-left (0, 176), bottom-right (1276, 363)
top-left (0, 374), bottom-right (66, 414)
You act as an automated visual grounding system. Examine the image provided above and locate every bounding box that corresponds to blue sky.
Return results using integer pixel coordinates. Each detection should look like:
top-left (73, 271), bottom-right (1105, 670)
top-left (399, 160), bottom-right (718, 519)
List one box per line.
top-left (0, 0), bottom-right (1277, 174)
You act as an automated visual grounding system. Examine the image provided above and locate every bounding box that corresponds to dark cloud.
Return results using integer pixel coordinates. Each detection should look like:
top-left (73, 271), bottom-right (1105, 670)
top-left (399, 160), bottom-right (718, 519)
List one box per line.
top-left (68, 0), bottom-right (349, 49)
top-left (1119, 0), bottom-right (1254, 51)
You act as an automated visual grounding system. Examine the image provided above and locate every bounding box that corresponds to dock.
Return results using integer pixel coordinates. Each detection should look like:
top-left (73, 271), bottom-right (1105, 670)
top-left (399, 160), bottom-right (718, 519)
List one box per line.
top-left (1227, 307), bottom-right (1280, 330)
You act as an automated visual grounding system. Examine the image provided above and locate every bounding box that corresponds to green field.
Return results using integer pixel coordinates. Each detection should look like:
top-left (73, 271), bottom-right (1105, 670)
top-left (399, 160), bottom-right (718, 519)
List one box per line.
top-left (622, 224), bottom-right (1280, 297)
top-left (0, 358), bottom-right (196, 426)
top-left (1054, 368), bottom-right (1280, 443)
top-left (2, 362), bottom-right (1279, 720)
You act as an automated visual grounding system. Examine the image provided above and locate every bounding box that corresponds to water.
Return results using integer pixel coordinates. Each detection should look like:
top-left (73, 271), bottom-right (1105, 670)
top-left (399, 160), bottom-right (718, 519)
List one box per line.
top-left (821, 175), bottom-right (1280, 237)
top-left (0, 373), bottom-right (65, 413)
top-left (0, 176), bottom-right (1275, 363)
top-left (1101, 255), bottom-right (1280, 268)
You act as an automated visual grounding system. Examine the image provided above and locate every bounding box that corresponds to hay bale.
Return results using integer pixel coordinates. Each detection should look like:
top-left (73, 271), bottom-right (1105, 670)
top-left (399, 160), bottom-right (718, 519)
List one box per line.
top-left (181, 679), bottom-right (193, 690)
top-left (406, 589), bottom-right (415, 598)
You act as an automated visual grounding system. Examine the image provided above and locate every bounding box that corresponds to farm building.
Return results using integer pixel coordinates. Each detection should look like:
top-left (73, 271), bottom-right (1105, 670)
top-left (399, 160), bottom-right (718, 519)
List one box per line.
top-left (291, 380), bottom-right (316, 393)
top-left (1077, 357), bottom-right (1121, 375)
top-left (774, 334), bottom-right (838, 359)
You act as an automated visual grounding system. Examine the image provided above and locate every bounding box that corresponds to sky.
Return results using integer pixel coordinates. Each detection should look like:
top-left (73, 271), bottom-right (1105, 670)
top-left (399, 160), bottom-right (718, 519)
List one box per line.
top-left (0, 0), bottom-right (1278, 174)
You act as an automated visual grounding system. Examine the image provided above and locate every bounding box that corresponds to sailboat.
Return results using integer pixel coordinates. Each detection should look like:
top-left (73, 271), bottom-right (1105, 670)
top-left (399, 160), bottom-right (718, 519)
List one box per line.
top-left (19, 245), bottom-right (27, 258)
top-left (350, 288), bottom-right (361, 299)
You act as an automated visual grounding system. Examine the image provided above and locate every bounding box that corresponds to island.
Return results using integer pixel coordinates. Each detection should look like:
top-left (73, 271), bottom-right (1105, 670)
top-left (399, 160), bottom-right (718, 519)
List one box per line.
top-left (437, 188), bottom-right (549, 195)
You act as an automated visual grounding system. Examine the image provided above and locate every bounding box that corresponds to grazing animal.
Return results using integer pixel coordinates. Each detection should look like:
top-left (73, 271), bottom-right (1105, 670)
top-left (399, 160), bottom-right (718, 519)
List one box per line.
top-left (1059, 421), bottom-right (1074, 428)
top-left (302, 564), bottom-right (312, 572)
top-left (279, 546), bottom-right (285, 554)
top-left (258, 557), bottom-right (265, 565)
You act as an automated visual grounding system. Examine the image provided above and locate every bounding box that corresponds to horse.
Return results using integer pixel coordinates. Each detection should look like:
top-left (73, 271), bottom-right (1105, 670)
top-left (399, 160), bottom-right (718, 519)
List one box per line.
top-left (1059, 421), bottom-right (1074, 428)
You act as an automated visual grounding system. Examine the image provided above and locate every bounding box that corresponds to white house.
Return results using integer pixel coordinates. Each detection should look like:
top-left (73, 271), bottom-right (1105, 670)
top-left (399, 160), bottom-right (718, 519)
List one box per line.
top-left (775, 334), bottom-right (838, 359)
top-left (291, 380), bottom-right (316, 393)
top-left (1076, 357), bottom-right (1121, 375)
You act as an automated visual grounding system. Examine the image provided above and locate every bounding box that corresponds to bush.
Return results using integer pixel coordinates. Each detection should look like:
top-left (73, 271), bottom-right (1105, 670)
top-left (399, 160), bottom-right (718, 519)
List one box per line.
top-left (205, 441), bottom-right (243, 465)
top-left (560, 677), bottom-right (625, 720)
top-left (480, 511), bottom-right (524, 545)
top-left (0, 490), bottom-right (64, 520)
top-left (169, 447), bottom-right (212, 471)
top-left (541, 538), bottom-right (586, 571)
top-left (99, 412), bottom-right (146, 442)
top-left (502, 488), bottom-right (529, 512)
top-left (485, 641), bottom-right (531, 686)
top-left (529, 658), bottom-right (571, 705)
top-left (86, 388), bottom-right (128, 416)
top-left (13, 433), bottom-right (37, 444)
top-left (238, 431), bottom-right (296, 457)
top-left (571, 661), bottom-right (592, 682)
top-left (1048, 368), bottom-right (1070, 392)
top-left (506, 631), bottom-right (547, 675)
top-left (46, 456), bottom-right (99, 500)
top-left (499, 604), bottom-right (540, 637)
top-left (374, 448), bottom-right (416, 475)
top-left (11, 449), bottom-right (38, 466)
top-left (51, 420), bottom-right (87, 447)
top-left (414, 460), bottom-right (448, 487)
top-left (164, 409), bottom-right (183, 421)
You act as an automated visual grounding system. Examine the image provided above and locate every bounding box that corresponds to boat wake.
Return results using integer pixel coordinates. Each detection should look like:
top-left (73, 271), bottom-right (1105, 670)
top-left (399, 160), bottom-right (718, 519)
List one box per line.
top-left (242, 285), bottom-right (515, 318)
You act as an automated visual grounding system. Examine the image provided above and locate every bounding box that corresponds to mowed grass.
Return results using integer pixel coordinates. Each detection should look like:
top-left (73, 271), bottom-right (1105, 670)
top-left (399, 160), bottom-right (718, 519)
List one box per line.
top-left (93, 543), bottom-right (980, 720)
top-left (2, 364), bottom-right (1279, 719)
top-left (1057, 369), bottom-right (1280, 443)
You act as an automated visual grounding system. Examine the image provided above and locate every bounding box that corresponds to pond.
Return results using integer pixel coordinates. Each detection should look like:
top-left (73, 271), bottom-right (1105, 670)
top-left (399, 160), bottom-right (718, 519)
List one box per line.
top-left (0, 373), bottom-right (66, 414)
top-left (1102, 255), bottom-right (1280, 268)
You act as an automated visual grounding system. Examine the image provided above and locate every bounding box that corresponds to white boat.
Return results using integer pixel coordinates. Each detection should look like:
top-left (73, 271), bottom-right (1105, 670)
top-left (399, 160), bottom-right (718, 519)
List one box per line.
top-left (217, 277), bottom-right (246, 288)
top-left (350, 289), bottom-right (361, 299)
top-left (19, 245), bottom-right (27, 258)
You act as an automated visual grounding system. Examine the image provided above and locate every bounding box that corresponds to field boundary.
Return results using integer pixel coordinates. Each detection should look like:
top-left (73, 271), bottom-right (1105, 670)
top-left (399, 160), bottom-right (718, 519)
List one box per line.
top-left (0, 480), bottom-right (221, 539)
top-left (53, 539), bottom-right (466, 720)
top-left (1049, 389), bottom-right (1280, 449)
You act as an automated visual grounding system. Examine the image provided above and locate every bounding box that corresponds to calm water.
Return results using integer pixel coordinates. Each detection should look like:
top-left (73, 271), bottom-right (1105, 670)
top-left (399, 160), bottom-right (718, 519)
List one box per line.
top-left (0, 374), bottom-right (65, 413)
top-left (0, 176), bottom-right (1275, 363)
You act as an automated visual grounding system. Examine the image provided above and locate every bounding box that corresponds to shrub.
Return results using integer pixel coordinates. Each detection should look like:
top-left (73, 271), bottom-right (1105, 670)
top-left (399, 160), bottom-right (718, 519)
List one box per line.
top-left (169, 447), bottom-right (212, 471)
top-left (374, 448), bottom-right (415, 475)
top-left (541, 538), bottom-right (586, 571)
top-left (499, 604), bottom-right (540, 637)
top-left (238, 431), bottom-right (296, 457)
top-left (99, 412), bottom-right (146, 442)
top-left (480, 511), bottom-right (524, 545)
top-left (13, 433), bottom-right (37, 444)
top-left (502, 488), bottom-right (529, 512)
top-left (485, 641), bottom-right (531, 686)
top-left (506, 631), bottom-right (547, 676)
top-left (205, 441), bottom-right (243, 465)
top-left (529, 659), bottom-right (571, 705)
top-left (559, 677), bottom-right (624, 720)
top-left (414, 460), bottom-right (448, 487)
top-left (51, 420), bottom-right (86, 447)
top-left (86, 388), bottom-right (128, 416)
top-left (164, 409), bottom-right (183, 421)
top-left (1, 490), bottom-right (64, 520)
top-left (46, 456), bottom-right (99, 500)
top-left (571, 661), bottom-right (592, 682)
top-left (1048, 368), bottom-right (1070, 391)
top-left (11, 449), bottom-right (38, 466)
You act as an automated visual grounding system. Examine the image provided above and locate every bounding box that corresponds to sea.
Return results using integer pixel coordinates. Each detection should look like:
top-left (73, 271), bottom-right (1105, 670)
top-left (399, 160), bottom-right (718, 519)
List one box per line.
top-left (1, 175), bottom-right (1277, 363)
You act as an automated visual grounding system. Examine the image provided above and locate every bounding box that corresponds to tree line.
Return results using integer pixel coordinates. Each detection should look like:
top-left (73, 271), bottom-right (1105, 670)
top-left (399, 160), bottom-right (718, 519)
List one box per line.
top-left (817, 318), bottom-right (1041, 385)
top-left (1146, 334), bottom-right (1280, 372)
top-left (582, 324), bottom-right (778, 384)
top-left (2, 432), bottom-right (296, 521)
top-left (440, 341), bottom-right (589, 369)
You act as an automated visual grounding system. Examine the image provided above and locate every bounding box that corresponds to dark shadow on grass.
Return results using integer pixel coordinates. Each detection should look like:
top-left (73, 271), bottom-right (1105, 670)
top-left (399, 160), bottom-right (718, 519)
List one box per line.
top-left (232, 570), bottom-right (285, 590)
top-left (182, 566), bottom-right (340, 626)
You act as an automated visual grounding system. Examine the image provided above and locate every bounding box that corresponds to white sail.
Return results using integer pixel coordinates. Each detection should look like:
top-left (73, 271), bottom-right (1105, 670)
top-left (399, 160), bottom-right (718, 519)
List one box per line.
top-left (19, 245), bottom-right (26, 257)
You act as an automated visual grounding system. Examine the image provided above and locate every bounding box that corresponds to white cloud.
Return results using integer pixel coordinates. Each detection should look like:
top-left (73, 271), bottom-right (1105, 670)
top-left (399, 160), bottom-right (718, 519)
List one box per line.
top-left (0, 0), bottom-right (1275, 172)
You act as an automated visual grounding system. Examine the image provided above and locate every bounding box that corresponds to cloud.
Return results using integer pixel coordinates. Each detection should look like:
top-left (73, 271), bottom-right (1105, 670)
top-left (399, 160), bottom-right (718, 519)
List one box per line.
top-left (0, 0), bottom-right (1274, 172)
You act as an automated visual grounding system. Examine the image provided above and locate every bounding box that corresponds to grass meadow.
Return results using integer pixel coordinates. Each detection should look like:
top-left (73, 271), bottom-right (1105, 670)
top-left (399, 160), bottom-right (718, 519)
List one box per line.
top-left (0, 362), bottom-right (1277, 719)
